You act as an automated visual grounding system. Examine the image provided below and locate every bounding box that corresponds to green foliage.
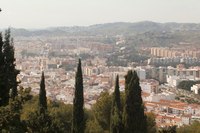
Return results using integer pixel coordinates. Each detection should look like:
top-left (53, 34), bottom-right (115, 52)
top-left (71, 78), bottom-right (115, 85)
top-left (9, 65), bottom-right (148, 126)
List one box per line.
top-left (21, 96), bottom-right (39, 120)
top-left (21, 95), bottom-right (75, 133)
top-left (92, 92), bottom-right (112, 131)
top-left (23, 72), bottom-right (50, 132)
top-left (177, 121), bottom-right (200, 133)
top-left (107, 46), bottom-right (149, 67)
top-left (91, 88), bottom-right (154, 133)
top-left (146, 112), bottom-right (157, 133)
top-left (25, 111), bottom-right (53, 133)
top-left (39, 71), bottom-right (47, 114)
top-left (0, 75), bottom-right (156, 133)
top-left (0, 32), bottom-right (5, 106)
top-left (49, 101), bottom-right (73, 132)
top-left (123, 70), bottom-right (147, 133)
top-left (110, 75), bottom-right (123, 133)
top-left (4, 29), bottom-right (19, 99)
top-left (72, 59), bottom-right (85, 133)
top-left (18, 86), bottom-right (32, 103)
top-left (0, 98), bottom-right (25, 132)
top-left (177, 80), bottom-right (200, 91)
top-left (0, 33), bottom-right (26, 129)
top-left (85, 120), bottom-right (104, 133)
top-left (159, 126), bottom-right (176, 133)
top-left (0, 29), bottom-right (11, 106)
top-left (0, 29), bottom-right (19, 106)
top-left (0, 33), bottom-right (3, 61)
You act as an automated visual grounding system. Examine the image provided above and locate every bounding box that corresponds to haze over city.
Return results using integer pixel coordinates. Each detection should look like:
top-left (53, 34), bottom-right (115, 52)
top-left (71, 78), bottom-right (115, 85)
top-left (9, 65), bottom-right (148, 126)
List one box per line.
top-left (2, 0), bottom-right (200, 132)
top-left (1, 0), bottom-right (200, 29)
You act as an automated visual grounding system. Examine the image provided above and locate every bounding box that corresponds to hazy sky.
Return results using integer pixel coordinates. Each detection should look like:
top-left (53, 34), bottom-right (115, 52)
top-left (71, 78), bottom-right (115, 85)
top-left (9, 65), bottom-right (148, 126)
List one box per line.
top-left (1, 0), bottom-right (200, 29)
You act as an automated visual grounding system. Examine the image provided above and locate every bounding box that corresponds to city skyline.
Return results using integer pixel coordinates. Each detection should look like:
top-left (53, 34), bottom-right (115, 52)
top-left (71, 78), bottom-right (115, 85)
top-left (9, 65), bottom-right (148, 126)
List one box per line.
top-left (1, 0), bottom-right (200, 29)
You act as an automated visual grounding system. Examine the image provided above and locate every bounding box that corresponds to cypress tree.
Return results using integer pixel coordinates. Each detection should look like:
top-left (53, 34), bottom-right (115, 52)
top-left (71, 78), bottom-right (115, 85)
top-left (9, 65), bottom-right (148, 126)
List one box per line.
top-left (1, 29), bottom-right (18, 105)
top-left (10, 38), bottom-right (20, 99)
top-left (123, 70), bottom-right (147, 133)
top-left (0, 33), bottom-right (3, 69)
top-left (1, 30), bottom-right (10, 106)
top-left (123, 70), bottom-right (133, 133)
top-left (39, 71), bottom-right (47, 114)
top-left (72, 59), bottom-right (85, 133)
top-left (1, 29), bottom-right (19, 103)
top-left (110, 75), bottom-right (123, 133)
top-left (0, 33), bottom-right (5, 106)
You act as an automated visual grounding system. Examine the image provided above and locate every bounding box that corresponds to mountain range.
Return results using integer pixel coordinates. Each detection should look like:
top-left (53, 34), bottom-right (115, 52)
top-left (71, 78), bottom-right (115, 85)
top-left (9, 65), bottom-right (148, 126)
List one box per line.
top-left (7, 21), bottom-right (200, 37)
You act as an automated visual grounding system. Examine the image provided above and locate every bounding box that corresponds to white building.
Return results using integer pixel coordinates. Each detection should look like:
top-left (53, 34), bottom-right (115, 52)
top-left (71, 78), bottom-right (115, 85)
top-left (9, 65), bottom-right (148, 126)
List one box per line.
top-left (140, 79), bottom-right (159, 93)
top-left (143, 92), bottom-right (175, 102)
top-left (166, 75), bottom-right (183, 87)
top-left (166, 75), bottom-right (198, 87)
top-left (134, 67), bottom-right (146, 80)
top-left (181, 116), bottom-right (190, 125)
top-left (191, 84), bottom-right (200, 94)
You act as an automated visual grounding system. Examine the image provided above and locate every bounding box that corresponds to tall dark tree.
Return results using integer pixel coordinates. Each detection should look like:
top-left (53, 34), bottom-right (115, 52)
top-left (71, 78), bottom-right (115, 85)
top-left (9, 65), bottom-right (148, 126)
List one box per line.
top-left (110, 75), bottom-right (123, 133)
top-left (0, 29), bottom-right (19, 105)
top-left (72, 59), bottom-right (85, 133)
top-left (1, 29), bottom-right (19, 102)
top-left (0, 33), bottom-right (5, 106)
top-left (123, 70), bottom-right (147, 133)
top-left (39, 71), bottom-right (47, 114)
top-left (0, 33), bottom-right (3, 69)
top-left (10, 38), bottom-right (20, 99)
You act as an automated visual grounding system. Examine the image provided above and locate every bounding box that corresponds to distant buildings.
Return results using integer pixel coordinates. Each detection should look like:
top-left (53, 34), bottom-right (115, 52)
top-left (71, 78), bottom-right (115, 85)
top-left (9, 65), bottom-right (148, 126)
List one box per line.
top-left (166, 67), bottom-right (200, 87)
top-left (134, 67), bottom-right (146, 80)
top-left (148, 57), bottom-right (200, 66)
top-left (145, 99), bottom-right (200, 127)
top-left (150, 47), bottom-right (200, 58)
top-left (142, 92), bottom-right (175, 102)
top-left (143, 65), bottom-right (200, 85)
top-left (140, 79), bottom-right (159, 94)
top-left (14, 36), bottom-right (200, 128)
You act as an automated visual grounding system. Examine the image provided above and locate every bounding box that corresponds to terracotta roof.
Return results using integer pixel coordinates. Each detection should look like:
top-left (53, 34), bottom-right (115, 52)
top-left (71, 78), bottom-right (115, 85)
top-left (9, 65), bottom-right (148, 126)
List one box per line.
top-left (142, 92), bottom-right (151, 97)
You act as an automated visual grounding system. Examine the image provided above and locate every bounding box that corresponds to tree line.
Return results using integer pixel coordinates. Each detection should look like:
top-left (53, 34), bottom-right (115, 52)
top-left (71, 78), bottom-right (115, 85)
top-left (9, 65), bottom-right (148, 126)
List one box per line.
top-left (0, 29), bottom-right (148, 132)
top-left (1, 29), bottom-right (198, 133)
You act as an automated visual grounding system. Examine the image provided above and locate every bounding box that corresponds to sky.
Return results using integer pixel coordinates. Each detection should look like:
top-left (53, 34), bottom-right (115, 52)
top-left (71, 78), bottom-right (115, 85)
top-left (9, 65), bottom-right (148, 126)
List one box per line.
top-left (0, 0), bottom-right (200, 29)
